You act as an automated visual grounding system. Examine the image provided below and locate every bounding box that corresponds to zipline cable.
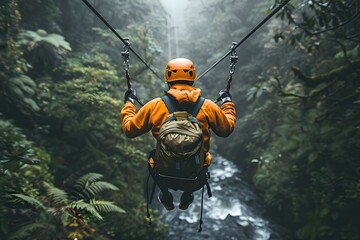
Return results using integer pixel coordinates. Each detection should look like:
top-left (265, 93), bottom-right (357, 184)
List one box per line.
top-left (197, 0), bottom-right (292, 81)
top-left (81, 0), bottom-right (163, 82)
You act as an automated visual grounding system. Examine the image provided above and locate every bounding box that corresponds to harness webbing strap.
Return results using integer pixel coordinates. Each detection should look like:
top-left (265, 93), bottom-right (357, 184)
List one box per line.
top-left (189, 97), bottom-right (205, 117)
top-left (146, 172), bottom-right (152, 225)
top-left (198, 186), bottom-right (205, 232)
top-left (162, 96), bottom-right (178, 114)
top-left (162, 95), bottom-right (205, 116)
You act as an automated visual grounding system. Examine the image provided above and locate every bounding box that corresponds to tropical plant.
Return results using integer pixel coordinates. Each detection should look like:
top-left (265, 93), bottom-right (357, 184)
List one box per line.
top-left (0, 0), bottom-right (171, 239)
top-left (7, 173), bottom-right (125, 240)
top-left (16, 29), bottom-right (72, 75)
top-left (181, 0), bottom-right (360, 239)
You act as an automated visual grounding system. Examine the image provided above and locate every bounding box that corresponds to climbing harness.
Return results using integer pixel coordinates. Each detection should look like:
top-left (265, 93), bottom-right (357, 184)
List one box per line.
top-left (197, 0), bottom-right (292, 81)
top-left (146, 171), bottom-right (156, 225)
top-left (198, 171), bottom-right (212, 232)
top-left (81, 0), bottom-right (163, 81)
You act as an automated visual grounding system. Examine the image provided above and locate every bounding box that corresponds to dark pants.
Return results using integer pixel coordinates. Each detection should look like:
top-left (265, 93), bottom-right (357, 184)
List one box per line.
top-left (149, 166), bottom-right (208, 195)
top-left (148, 150), bottom-right (208, 195)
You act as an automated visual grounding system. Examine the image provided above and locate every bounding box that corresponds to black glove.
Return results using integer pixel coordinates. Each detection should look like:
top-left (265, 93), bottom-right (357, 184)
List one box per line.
top-left (218, 89), bottom-right (232, 104)
top-left (124, 88), bottom-right (136, 103)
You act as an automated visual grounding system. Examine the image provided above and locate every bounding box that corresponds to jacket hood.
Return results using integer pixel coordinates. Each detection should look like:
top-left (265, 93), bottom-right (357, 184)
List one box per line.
top-left (167, 84), bottom-right (201, 106)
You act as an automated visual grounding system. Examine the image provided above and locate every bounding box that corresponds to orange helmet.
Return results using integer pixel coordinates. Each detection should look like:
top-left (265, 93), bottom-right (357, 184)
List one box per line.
top-left (164, 58), bottom-right (196, 82)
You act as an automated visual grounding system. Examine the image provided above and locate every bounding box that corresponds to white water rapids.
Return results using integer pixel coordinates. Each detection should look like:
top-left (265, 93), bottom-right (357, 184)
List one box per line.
top-left (151, 154), bottom-right (284, 240)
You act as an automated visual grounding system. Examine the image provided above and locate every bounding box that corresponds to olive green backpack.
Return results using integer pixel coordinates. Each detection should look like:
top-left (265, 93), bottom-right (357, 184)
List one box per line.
top-left (155, 95), bottom-right (205, 180)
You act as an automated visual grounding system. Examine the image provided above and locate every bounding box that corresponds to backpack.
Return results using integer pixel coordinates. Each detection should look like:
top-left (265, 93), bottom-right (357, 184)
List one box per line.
top-left (155, 95), bottom-right (205, 180)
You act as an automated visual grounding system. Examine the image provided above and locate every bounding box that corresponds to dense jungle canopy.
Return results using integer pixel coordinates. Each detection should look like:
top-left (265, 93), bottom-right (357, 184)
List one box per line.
top-left (1, 0), bottom-right (359, 239)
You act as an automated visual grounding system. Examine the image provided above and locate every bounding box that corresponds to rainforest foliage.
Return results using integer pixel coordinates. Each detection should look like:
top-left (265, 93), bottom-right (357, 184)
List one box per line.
top-left (181, 0), bottom-right (359, 239)
top-left (1, 0), bottom-right (166, 239)
top-left (1, 0), bottom-right (359, 239)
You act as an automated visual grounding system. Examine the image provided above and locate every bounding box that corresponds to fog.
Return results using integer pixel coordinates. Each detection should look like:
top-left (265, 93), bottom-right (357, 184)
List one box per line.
top-left (159, 0), bottom-right (189, 59)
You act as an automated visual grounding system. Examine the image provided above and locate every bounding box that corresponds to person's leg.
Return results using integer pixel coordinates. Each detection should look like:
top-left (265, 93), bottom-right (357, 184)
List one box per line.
top-left (178, 169), bottom-right (208, 210)
top-left (179, 191), bottom-right (194, 210)
top-left (148, 152), bottom-right (175, 210)
top-left (156, 179), bottom-right (175, 211)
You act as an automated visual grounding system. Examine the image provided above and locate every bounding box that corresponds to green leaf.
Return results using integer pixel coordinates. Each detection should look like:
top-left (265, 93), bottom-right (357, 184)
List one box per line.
top-left (75, 172), bottom-right (104, 189)
top-left (11, 193), bottom-right (45, 210)
top-left (85, 181), bottom-right (119, 197)
top-left (71, 200), bottom-right (103, 220)
top-left (23, 98), bottom-right (40, 112)
top-left (17, 29), bottom-right (72, 51)
top-left (8, 223), bottom-right (47, 240)
top-left (308, 152), bottom-right (318, 163)
top-left (91, 200), bottom-right (126, 214)
top-left (44, 183), bottom-right (69, 205)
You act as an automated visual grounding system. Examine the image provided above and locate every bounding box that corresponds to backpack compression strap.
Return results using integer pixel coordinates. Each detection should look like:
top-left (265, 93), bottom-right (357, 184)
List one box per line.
top-left (162, 95), bottom-right (205, 116)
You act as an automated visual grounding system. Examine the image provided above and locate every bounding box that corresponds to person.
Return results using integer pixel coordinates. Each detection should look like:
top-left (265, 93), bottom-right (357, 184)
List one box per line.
top-left (120, 58), bottom-right (236, 210)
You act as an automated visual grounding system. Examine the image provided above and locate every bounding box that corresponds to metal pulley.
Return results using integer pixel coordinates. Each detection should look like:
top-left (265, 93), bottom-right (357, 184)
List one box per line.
top-left (229, 42), bottom-right (238, 76)
top-left (121, 37), bottom-right (132, 90)
top-left (225, 42), bottom-right (238, 92)
top-left (121, 37), bottom-right (130, 72)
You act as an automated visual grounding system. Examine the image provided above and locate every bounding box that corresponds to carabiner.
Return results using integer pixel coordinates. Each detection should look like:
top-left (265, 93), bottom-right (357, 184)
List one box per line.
top-left (229, 42), bottom-right (238, 75)
top-left (121, 37), bottom-right (130, 72)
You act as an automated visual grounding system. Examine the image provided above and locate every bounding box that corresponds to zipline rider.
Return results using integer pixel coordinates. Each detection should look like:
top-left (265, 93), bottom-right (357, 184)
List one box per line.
top-left (120, 58), bottom-right (236, 210)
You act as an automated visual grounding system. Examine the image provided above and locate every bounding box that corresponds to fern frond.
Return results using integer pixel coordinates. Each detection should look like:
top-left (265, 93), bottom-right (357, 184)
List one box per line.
top-left (44, 183), bottom-right (69, 205)
top-left (75, 172), bottom-right (104, 189)
top-left (84, 181), bottom-right (119, 197)
top-left (90, 200), bottom-right (126, 214)
top-left (17, 30), bottom-right (42, 43)
top-left (17, 29), bottom-right (72, 51)
top-left (11, 193), bottom-right (45, 210)
top-left (43, 34), bottom-right (72, 51)
top-left (71, 200), bottom-right (103, 220)
top-left (8, 223), bottom-right (47, 240)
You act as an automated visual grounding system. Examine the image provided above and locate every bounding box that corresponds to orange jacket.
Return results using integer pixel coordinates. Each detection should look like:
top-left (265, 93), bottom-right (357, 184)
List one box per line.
top-left (120, 84), bottom-right (236, 166)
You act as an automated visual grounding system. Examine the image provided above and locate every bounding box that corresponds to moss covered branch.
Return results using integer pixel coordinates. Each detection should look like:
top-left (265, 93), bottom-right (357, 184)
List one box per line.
top-left (291, 59), bottom-right (360, 87)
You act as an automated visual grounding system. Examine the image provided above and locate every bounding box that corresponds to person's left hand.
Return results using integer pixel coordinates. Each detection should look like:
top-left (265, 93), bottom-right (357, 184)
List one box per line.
top-left (124, 88), bottom-right (136, 103)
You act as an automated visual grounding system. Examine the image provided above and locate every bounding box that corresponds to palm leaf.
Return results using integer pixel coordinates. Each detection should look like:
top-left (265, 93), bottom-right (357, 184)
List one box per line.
top-left (11, 193), bottom-right (45, 210)
top-left (90, 200), bottom-right (126, 214)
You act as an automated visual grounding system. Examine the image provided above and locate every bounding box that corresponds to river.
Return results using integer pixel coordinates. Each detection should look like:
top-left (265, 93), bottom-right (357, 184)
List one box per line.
top-left (152, 154), bottom-right (285, 240)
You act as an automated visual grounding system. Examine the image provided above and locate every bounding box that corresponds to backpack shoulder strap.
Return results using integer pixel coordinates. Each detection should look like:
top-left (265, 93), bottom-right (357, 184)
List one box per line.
top-left (189, 97), bottom-right (205, 117)
top-left (162, 95), bottom-right (205, 116)
top-left (162, 95), bottom-right (178, 114)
